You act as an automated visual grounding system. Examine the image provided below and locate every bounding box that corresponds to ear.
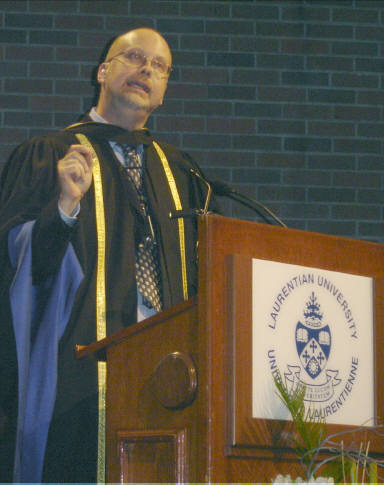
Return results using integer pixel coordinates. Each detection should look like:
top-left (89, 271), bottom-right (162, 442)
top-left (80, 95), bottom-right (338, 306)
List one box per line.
top-left (97, 62), bottom-right (109, 83)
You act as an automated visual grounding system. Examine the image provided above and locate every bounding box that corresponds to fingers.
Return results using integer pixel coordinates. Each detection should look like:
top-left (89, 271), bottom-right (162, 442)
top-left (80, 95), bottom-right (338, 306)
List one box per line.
top-left (57, 145), bottom-right (94, 207)
top-left (58, 146), bottom-right (92, 184)
top-left (61, 145), bottom-right (93, 176)
top-left (67, 145), bottom-right (93, 168)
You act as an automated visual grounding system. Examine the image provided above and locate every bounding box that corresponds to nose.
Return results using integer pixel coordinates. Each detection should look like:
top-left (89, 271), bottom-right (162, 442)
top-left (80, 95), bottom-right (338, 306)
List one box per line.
top-left (140, 58), bottom-right (153, 76)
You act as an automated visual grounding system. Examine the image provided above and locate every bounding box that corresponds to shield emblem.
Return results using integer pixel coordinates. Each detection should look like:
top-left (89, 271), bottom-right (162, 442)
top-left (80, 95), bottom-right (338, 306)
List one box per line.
top-left (295, 321), bottom-right (332, 379)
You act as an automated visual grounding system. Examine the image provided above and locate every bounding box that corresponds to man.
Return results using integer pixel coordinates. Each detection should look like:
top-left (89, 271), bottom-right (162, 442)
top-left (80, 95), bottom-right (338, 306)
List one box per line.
top-left (0, 28), bottom-right (210, 482)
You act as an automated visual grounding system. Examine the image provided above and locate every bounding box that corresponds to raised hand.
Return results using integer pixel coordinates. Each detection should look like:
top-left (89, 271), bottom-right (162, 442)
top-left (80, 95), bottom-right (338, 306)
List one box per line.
top-left (57, 145), bottom-right (93, 216)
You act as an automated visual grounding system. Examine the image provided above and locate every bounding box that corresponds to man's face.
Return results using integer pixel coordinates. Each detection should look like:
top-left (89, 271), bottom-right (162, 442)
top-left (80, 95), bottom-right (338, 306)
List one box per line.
top-left (98, 29), bottom-right (171, 119)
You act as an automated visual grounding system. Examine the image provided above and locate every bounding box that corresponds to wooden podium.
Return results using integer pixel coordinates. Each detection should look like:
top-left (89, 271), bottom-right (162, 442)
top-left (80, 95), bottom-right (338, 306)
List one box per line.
top-left (77, 214), bottom-right (384, 483)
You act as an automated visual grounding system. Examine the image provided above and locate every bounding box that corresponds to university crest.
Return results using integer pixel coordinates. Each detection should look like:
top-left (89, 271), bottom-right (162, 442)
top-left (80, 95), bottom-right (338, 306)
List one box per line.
top-left (296, 292), bottom-right (331, 379)
top-left (285, 291), bottom-right (340, 402)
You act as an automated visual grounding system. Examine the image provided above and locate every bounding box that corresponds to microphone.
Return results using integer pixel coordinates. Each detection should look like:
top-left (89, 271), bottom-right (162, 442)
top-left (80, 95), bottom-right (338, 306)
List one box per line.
top-left (210, 180), bottom-right (287, 228)
top-left (169, 208), bottom-right (204, 219)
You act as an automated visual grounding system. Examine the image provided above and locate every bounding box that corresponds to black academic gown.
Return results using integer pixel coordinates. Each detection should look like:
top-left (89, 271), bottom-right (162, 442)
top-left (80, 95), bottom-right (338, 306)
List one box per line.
top-left (0, 117), bottom-right (208, 482)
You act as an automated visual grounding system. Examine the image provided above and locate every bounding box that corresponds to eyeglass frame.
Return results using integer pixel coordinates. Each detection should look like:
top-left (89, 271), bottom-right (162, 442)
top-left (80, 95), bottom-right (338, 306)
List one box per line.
top-left (105, 47), bottom-right (173, 79)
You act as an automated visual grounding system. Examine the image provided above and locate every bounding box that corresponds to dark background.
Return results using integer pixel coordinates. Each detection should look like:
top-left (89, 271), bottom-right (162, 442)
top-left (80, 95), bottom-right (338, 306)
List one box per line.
top-left (1, 0), bottom-right (383, 242)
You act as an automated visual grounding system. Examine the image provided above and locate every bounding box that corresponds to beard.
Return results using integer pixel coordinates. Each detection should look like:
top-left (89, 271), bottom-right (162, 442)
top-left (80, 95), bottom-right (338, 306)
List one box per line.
top-left (117, 85), bottom-right (157, 114)
top-left (122, 96), bottom-right (153, 113)
top-left (97, 84), bottom-right (163, 129)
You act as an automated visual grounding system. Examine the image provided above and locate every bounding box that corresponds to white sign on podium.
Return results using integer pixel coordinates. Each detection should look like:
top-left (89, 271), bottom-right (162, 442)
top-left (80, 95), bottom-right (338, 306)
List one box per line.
top-left (252, 258), bottom-right (374, 426)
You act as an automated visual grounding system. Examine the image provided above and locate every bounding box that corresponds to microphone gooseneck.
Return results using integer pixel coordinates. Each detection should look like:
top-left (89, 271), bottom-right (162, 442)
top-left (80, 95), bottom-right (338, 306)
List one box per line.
top-left (210, 180), bottom-right (287, 228)
top-left (168, 168), bottom-right (287, 229)
top-left (169, 168), bottom-right (213, 219)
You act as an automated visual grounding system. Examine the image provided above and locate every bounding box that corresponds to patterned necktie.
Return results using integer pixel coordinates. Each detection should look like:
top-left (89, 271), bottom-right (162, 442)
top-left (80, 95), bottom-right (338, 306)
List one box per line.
top-left (117, 143), bottom-right (162, 312)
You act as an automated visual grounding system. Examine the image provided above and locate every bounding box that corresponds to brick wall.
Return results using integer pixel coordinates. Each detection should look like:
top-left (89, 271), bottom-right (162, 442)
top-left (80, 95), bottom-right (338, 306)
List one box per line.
top-left (1, 0), bottom-right (383, 242)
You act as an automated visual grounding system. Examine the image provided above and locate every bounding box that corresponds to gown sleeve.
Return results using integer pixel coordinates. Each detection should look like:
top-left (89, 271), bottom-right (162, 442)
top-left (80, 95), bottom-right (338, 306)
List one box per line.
top-left (0, 134), bottom-right (78, 283)
top-left (0, 134), bottom-right (85, 482)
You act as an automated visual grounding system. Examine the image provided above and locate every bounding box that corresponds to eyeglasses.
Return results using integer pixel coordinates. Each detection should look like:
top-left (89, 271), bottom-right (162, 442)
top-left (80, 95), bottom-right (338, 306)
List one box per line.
top-left (106, 48), bottom-right (172, 78)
